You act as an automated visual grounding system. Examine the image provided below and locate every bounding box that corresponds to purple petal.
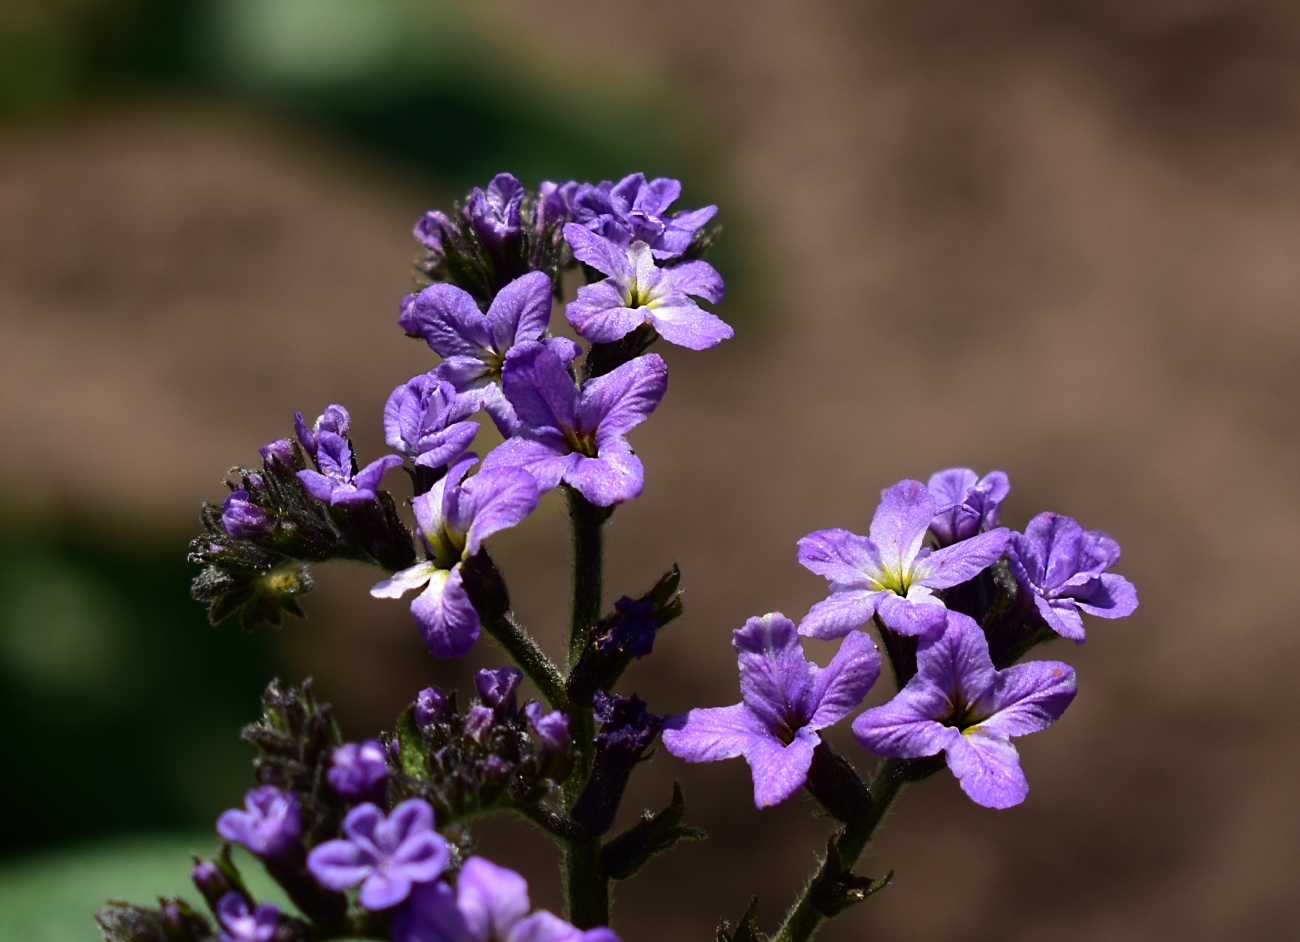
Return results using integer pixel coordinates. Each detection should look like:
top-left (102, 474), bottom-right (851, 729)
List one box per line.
top-left (798, 589), bottom-right (883, 640)
top-left (482, 437), bottom-right (577, 495)
top-left (409, 284), bottom-right (494, 358)
top-left (926, 468), bottom-right (978, 507)
top-left (487, 271), bottom-right (554, 351)
top-left (296, 469), bottom-right (337, 503)
top-left (433, 357), bottom-right (494, 395)
top-left (648, 299), bottom-right (733, 350)
top-left (913, 528), bottom-right (1010, 589)
top-left (579, 353), bottom-right (667, 442)
top-left (455, 469), bottom-right (539, 556)
top-left (852, 687), bottom-right (960, 759)
top-left (411, 566), bottom-right (481, 658)
top-left (796, 529), bottom-right (881, 588)
top-left (914, 613), bottom-right (997, 709)
top-left (656, 260), bottom-right (725, 304)
top-left (390, 831), bottom-right (450, 882)
top-left (377, 799), bottom-right (435, 850)
top-left (359, 869), bottom-right (413, 911)
top-left (867, 480), bottom-right (936, 574)
top-left (306, 839), bottom-right (376, 890)
top-left (1074, 572), bottom-right (1139, 619)
top-left (510, 911), bottom-right (587, 942)
top-left (414, 422), bottom-right (479, 470)
top-left (744, 726), bottom-right (819, 808)
top-left (1034, 594), bottom-right (1086, 641)
top-left (661, 703), bottom-right (769, 763)
top-left (347, 454), bottom-right (404, 501)
top-left (633, 177), bottom-right (681, 215)
top-left (563, 450), bottom-right (645, 507)
top-left (566, 281), bottom-right (646, 344)
top-left (874, 591), bottom-right (947, 638)
top-left (563, 224), bottom-right (634, 281)
top-left (390, 880), bottom-right (464, 942)
top-left (943, 730), bottom-right (1029, 809)
top-left (980, 660), bottom-right (1076, 739)
top-left (501, 342), bottom-right (580, 435)
top-left (733, 614), bottom-right (813, 734)
top-left (805, 631), bottom-right (881, 730)
top-left (457, 857), bottom-right (531, 942)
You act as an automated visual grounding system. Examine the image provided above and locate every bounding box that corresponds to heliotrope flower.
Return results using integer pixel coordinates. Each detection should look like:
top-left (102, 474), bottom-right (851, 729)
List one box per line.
top-left (221, 489), bottom-right (272, 541)
top-left (391, 855), bottom-right (618, 942)
top-left (294, 405), bottom-right (350, 462)
top-left (297, 431), bottom-right (403, 505)
top-left (523, 702), bottom-right (571, 759)
top-left (328, 740), bottom-right (389, 803)
top-left (798, 479), bottom-right (1010, 640)
top-left (400, 272), bottom-right (578, 434)
top-left (476, 667), bottom-right (523, 712)
top-left (215, 893), bottom-right (279, 942)
top-left (852, 611), bottom-right (1076, 809)
top-left (1006, 512), bottom-right (1139, 642)
top-left (306, 799), bottom-right (449, 911)
top-left (538, 179), bottom-right (580, 229)
top-left (465, 173), bottom-right (525, 249)
top-left (562, 225), bottom-right (730, 350)
top-left (481, 341), bottom-right (667, 507)
top-left (216, 786), bottom-right (300, 859)
top-left (663, 613), bottom-right (880, 808)
top-left (570, 173), bottom-right (716, 259)
top-left (927, 467), bottom-right (1010, 547)
top-left (370, 455), bottom-right (538, 657)
top-left (384, 374), bottom-right (479, 469)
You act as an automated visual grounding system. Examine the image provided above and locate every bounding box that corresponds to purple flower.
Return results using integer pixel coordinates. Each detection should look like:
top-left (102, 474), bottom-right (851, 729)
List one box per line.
top-left (392, 856), bottom-right (619, 942)
top-left (415, 210), bottom-right (455, 255)
top-left (216, 786), bottom-right (300, 859)
top-left (221, 489), bottom-right (273, 541)
top-left (328, 740), bottom-right (389, 802)
top-left (297, 431), bottom-right (403, 505)
top-left (403, 272), bottom-right (578, 434)
top-left (570, 173), bottom-right (716, 260)
top-left (370, 455), bottom-right (538, 657)
top-left (798, 479), bottom-right (1011, 640)
top-left (523, 701), bottom-right (571, 758)
top-left (852, 612), bottom-right (1076, 809)
top-left (385, 373), bottom-right (480, 468)
top-left (663, 613), bottom-right (881, 809)
top-left (215, 893), bottom-right (279, 942)
top-left (927, 468), bottom-right (1010, 547)
top-left (476, 667), bottom-right (523, 712)
top-left (563, 225), bottom-right (730, 350)
top-left (294, 405), bottom-right (350, 461)
top-left (258, 438), bottom-right (297, 468)
top-left (306, 799), bottom-right (449, 911)
top-left (538, 180), bottom-right (580, 229)
top-left (1006, 512), bottom-right (1139, 642)
top-left (481, 342), bottom-right (667, 507)
top-left (415, 686), bottom-right (451, 727)
top-left (465, 173), bottom-right (525, 249)
top-left (592, 691), bottom-right (662, 759)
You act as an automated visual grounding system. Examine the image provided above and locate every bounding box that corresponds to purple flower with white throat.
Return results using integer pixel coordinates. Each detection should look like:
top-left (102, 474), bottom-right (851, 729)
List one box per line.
top-left (465, 173), bottom-right (525, 249)
top-left (385, 373), bottom-right (479, 468)
top-left (306, 799), bottom-right (449, 911)
top-left (663, 613), bottom-right (880, 809)
top-left (563, 225), bottom-right (729, 350)
top-left (329, 740), bottom-right (389, 803)
top-left (1006, 512), bottom-right (1139, 642)
top-left (297, 431), bottom-right (403, 506)
top-left (853, 612), bottom-right (1076, 809)
top-left (391, 855), bottom-right (619, 942)
top-left (216, 786), bottom-right (300, 859)
top-left (927, 468), bottom-right (1010, 547)
top-left (799, 480), bottom-right (1011, 640)
top-left (221, 489), bottom-right (272, 541)
top-left (481, 341), bottom-right (666, 507)
top-left (571, 173), bottom-right (716, 260)
top-left (216, 893), bottom-right (279, 942)
top-left (294, 405), bottom-right (350, 462)
top-left (370, 455), bottom-right (538, 657)
top-left (402, 272), bottom-right (578, 434)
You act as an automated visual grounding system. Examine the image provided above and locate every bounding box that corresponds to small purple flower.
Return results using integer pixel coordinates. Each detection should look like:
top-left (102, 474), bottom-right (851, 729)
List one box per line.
top-left (258, 438), bottom-right (297, 468)
top-left (539, 180), bottom-right (580, 229)
top-left (563, 225), bottom-right (730, 350)
top-left (403, 272), bottom-right (578, 434)
top-left (216, 893), bottom-right (279, 942)
top-left (523, 702), bottom-right (571, 758)
top-left (392, 856), bottom-right (619, 942)
top-left (663, 613), bottom-right (881, 809)
top-left (476, 667), bottom-right (523, 712)
top-left (297, 432), bottom-right (403, 506)
top-left (221, 489), bottom-right (273, 541)
top-left (415, 210), bottom-right (455, 255)
top-left (415, 686), bottom-right (451, 727)
top-left (799, 479), bottom-right (1011, 640)
top-left (385, 373), bottom-right (480, 468)
top-left (1006, 512), bottom-right (1139, 642)
top-left (294, 405), bottom-right (350, 461)
top-left (329, 740), bottom-right (389, 803)
top-left (481, 341), bottom-right (667, 507)
top-left (306, 799), bottom-right (450, 911)
top-left (570, 173), bottom-right (716, 260)
top-left (216, 786), bottom-right (300, 859)
top-left (465, 173), bottom-right (525, 249)
top-left (370, 455), bottom-right (538, 657)
top-left (464, 704), bottom-right (496, 743)
top-left (927, 468), bottom-right (1010, 547)
top-left (852, 612), bottom-right (1076, 809)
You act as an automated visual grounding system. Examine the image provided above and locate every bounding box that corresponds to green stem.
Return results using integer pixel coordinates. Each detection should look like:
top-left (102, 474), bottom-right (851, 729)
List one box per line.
top-left (479, 610), bottom-right (568, 711)
top-left (563, 838), bottom-right (610, 929)
top-left (566, 487), bottom-right (607, 665)
top-left (772, 759), bottom-right (907, 942)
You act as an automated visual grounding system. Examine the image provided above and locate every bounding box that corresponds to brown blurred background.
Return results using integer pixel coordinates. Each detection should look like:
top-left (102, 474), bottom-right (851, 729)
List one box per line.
top-left (2, 1), bottom-right (1299, 939)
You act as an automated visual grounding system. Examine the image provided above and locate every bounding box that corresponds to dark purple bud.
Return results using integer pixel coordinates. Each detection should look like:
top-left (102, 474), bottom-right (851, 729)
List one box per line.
top-left (523, 701), bottom-right (571, 757)
top-left (258, 438), bottom-right (297, 468)
top-left (414, 686), bottom-right (450, 727)
top-left (216, 786), bottom-right (301, 859)
top-left (464, 705), bottom-right (495, 743)
top-left (222, 490), bottom-right (274, 542)
top-left (475, 667), bottom-right (523, 712)
top-left (328, 740), bottom-right (389, 803)
top-left (482, 755), bottom-right (510, 777)
top-left (593, 691), bottom-right (663, 758)
top-left (217, 892), bottom-right (280, 942)
top-left (602, 596), bottom-right (659, 658)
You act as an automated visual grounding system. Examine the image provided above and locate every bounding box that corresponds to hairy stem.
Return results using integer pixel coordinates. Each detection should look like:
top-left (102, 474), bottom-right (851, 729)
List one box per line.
top-left (479, 610), bottom-right (568, 711)
top-left (563, 837), bottom-right (610, 930)
top-left (772, 759), bottom-right (907, 942)
top-left (566, 488), bottom-right (607, 665)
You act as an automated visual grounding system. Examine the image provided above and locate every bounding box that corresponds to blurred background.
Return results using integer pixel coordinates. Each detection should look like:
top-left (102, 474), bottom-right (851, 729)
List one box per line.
top-left (2, 1), bottom-right (1299, 939)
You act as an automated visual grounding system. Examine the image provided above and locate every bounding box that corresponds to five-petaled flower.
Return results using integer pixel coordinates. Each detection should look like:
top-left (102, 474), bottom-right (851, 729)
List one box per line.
top-left (1006, 512), bottom-right (1139, 642)
top-left (799, 479), bottom-right (1011, 640)
top-left (482, 341), bottom-right (667, 507)
top-left (392, 855), bottom-right (619, 942)
top-left (370, 455), bottom-right (538, 657)
top-left (384, 373), bottom-right (479, 469)
top-left (927, 467), bottom-right (1010, 547)
top-left (216, 893), bottom-right (279, 942)
top-left (562, 225), bottom-right (730, 350)
top-left (570, 173), bottom-right (716, 260)
top-left (852, 612), bottom-right (1076, 809)
top-left (663, 613), bottom-right (880, 809)
top-left (296, 430), bottom-right (403, 506)
top-left (307, 799), bottom-right (450, 911)
top-left (216, 786), bottom-right (300, 859)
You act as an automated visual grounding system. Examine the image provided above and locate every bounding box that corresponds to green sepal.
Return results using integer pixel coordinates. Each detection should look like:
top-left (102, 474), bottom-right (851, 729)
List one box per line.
top-left (716, 897), bottom-right (763, 942)
top-left (808, 831), bottom-right (893, 918)
top-left (601, 781), bottom-right (706, 882)
top-left (396, 707), bottom-right (429, 780)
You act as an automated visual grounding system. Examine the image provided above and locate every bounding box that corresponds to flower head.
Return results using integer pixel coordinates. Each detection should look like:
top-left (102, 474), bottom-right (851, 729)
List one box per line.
top-left (328, 740), bottom-right (389, 803)
top-left (391, 856), bottom-right (619, 942)
top-left (570, 173), bottom-right (716, 260)
top-left (215, 893), bottom-right (278, 942)
top-left (370, 455), bottom-right (538, 657)
top-left (798, 479), bottom-right (1011, 640)
top-left (481, 341), bottom-right (667, 507)
top-left (384, 373), bottom-right (480, 468)
top-left (1006, 512), bottom-right (1139, 642)
top-left (563, 225), bottom-right (729, 350)
top-left (663, 613), bottom-right (881, 808)
top-left (216, 786), bottom-right (300, 859)
top-left (852, 611), bottom-right (1076, 809)
top-left (294, 405), bottom-right (350, 462)
top-left (297, 431), bottom-right (403, 505)
top-left (306, 799), bottom-right (449, 911)
top-left (927, 468), bottom-right (1010, 547)
top-left (221, 489), bottom-right (272, 541)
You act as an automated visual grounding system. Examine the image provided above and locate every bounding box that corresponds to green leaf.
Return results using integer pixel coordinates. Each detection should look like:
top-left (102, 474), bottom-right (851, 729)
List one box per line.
top-left (601, 782), bottom-right (705, 881)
